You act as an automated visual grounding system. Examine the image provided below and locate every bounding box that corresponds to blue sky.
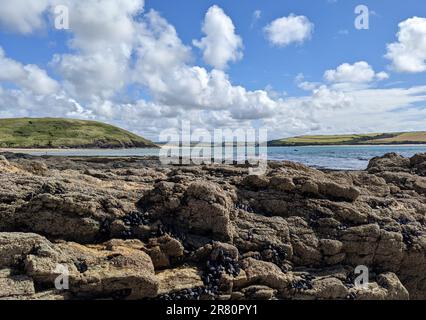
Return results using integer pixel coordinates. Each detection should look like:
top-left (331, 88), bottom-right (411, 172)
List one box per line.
top-left (145, 0), bottom-right (426, 94)
top-left (0, 0), bottom-right (426, 140)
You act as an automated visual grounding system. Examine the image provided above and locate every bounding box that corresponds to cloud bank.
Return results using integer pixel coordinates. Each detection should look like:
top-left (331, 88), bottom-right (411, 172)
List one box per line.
top-left (0, 2), bottom-right (425, 141)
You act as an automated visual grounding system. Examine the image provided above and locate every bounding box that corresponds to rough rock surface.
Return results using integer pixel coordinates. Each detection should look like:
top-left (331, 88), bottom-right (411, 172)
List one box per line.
top-left (0, 152), bottom-right (425, 300)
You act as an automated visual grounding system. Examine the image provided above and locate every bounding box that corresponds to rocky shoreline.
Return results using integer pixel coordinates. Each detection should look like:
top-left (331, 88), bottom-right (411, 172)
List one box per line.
top-left (0, 152), bottom-right (425, 300)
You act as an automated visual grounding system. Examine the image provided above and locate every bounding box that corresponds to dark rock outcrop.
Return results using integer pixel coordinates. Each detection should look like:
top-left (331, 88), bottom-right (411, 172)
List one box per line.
top-left (0, 153), bottom-right (425, 300)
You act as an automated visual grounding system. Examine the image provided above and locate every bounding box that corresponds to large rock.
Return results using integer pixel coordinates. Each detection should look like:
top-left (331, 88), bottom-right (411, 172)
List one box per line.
top-left (234, 211), bottom-right (292, 266)
top-left (368, 153), bottom-right (411, 173)
top-left (1, 154), bottom-right (426, 300)
top-left (0, 156), bottom-right (22, 174)
top-left (341, 224), bottom-right (381, 265)
top-left (0, 269), bottom-right (35, 298)
top-left (0, 233), bottom-right (158, 300)
top-left (157, 267), bottom-right (203, 295)
top-left (287, 217), bottom-right (322, 266)
top-left (317, 181), bottom-right (360, 202)
top-left (0, 165), bottom-right (145, 243)
top-left (181, 182), bottom-right (235, 241)
top-left (142, 181), bottom-right (235, 242)
top-left (144, 234), bottom-right (184, 268)
top-left (239, 258), bottom-right (292, 292)
top-left (0, 233), bottom-right (48, 267)
top-left (294, 277), bottom-right (349, 300)
top-left (351, 273), bottom-right (409, 300)
top-left (410, 154), bottom-right (426, 176)
top-left (25, 240), bottom-right (159, 299)
top-left (241, 175), bottom-right (270, 189)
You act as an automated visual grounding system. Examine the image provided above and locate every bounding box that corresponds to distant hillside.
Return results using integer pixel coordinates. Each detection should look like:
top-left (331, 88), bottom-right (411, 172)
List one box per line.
top-left (0, 118), bottom-right (158, 149)
top-left (268, 132), bottom-right (426, 147)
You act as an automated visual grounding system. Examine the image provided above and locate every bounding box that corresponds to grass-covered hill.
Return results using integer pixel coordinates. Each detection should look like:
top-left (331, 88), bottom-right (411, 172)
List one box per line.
top-left (268, 132), bottom-right (426, 147)
top-left (0, 118), bottom-right (158, 149)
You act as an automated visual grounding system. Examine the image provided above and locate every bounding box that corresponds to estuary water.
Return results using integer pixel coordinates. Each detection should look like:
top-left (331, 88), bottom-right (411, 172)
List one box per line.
top-left (9, 145), bottom-right (426, 171)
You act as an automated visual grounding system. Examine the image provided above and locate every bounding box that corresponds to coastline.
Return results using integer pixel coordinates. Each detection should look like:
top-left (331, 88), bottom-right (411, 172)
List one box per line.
top-left (268, 143), bottom-right (426, 147)
top-left (2, 144), bottom-right (426, 171)
top-left (0, 147), bottom-right (161, 153)
top-left (2, 143), bottom-right (426, 153)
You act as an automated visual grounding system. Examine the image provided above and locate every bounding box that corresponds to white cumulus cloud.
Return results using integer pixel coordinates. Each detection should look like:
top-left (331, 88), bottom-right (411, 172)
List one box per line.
top-left (51, 0), bottom-right (144, 100)
top-left (385, 16), bottom-right (426, 73)
top-left (264, 14), bottom-right (314, 47)
top-left (0, 47), bottom-right (59, 95)
top-left (133, 9), bottom-right (276, 121)
top-left (0, 0), bottom-right (50, 34)
top-left (193, 5), bottom-right (243, 70)
top-left (324, 61), bottom-right (389, 84)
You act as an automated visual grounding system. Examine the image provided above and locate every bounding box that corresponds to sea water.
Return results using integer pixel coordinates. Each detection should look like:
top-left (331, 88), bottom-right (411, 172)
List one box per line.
top-left (16, 145), bottom-right (426, 171)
